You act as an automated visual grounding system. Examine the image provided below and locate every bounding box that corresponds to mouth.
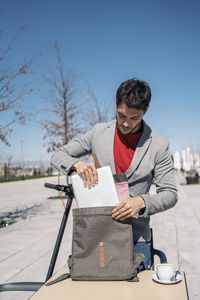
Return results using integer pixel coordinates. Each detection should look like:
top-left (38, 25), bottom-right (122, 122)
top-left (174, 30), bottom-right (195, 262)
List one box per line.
top-left (121, 126), bottom-right (130, 131)
top-left (120, 126), bottom-right (132, 133)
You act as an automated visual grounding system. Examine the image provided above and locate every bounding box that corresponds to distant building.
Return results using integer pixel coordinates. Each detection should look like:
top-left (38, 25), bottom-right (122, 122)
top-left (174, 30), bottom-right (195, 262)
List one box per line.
top-left (173, 151), bottom-right (181, 170)
top-left (173, 147), bottom-right (200, 175)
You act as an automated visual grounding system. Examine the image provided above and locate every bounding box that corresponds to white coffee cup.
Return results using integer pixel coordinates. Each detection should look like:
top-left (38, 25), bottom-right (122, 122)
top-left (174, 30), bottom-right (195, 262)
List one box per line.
top-left (156, 264), bottom-right (175, 281)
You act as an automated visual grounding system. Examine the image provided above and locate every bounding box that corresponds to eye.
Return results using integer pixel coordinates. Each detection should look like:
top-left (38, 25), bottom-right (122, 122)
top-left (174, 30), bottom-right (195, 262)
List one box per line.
top-left (118, 113), bottom-right (126, 118)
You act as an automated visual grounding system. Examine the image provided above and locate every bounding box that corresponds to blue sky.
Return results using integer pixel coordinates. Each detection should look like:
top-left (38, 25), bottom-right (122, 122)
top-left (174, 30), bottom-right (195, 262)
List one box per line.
top-left (1, 0), bottom-right (200, 163)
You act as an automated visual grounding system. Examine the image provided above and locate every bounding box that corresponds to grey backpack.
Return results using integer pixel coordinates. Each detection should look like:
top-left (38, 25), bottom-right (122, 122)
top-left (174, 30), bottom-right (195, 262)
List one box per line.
top-left (67, 206), bottom-right (144, 281)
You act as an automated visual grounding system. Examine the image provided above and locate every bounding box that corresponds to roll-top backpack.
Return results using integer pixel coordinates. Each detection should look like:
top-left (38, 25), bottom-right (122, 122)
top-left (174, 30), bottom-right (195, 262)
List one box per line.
top-left (67, 206), bottom-right (144, 281)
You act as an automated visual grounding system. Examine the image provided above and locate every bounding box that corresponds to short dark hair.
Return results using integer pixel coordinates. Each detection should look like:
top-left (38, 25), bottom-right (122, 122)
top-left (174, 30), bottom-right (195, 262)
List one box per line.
top-left (116, 78), bottom-right (151, 111)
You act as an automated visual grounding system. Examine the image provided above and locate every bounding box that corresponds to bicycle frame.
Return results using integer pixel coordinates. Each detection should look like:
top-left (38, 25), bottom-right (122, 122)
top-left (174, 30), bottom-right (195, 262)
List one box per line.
top-left (0, 183), bottom-right (74, 293)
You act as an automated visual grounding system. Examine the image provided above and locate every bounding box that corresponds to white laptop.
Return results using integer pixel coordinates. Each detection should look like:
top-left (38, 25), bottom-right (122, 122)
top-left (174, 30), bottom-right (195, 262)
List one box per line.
top-left (70, 166), bottom-right (119, 208)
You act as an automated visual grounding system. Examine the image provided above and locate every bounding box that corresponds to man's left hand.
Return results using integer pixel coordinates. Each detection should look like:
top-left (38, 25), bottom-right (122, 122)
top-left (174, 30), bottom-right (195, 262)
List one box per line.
top-left (112, 196), bottom-right (146, 221)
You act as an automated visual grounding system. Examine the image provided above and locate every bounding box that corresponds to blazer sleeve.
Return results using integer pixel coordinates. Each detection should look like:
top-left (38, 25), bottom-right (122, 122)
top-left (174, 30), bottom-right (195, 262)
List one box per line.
top-left (140, 142), bottom-right (178, 216)
top-left (50, 126), bottom-right (96, 174)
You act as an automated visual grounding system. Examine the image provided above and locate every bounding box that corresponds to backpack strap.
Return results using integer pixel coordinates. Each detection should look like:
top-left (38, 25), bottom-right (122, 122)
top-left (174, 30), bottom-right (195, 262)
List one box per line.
top-left (45, 255), bottom-right (73, 286)
top-left (45, 273), bottom-right (70, 286)
top-left (126, 252), bottom-right (145, 282)
top-left (135, 252), bottom-right (145, 268)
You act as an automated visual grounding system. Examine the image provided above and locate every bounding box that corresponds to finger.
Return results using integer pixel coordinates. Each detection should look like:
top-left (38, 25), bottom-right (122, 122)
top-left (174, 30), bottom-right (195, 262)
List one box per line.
top-left (112, 206), bottom-right (127, 219)
top-left (118, 205), bottom-right (140, 220)
top-left (112, 200), bottom-right (131, 218)
top-left (119, 211), bottom-right (133, 221)
top-left (89, 163), bottom-right (98, 184)
top-left (112, 206), bottom-right (124, 217)
top-left (113, 207), bottom-right (132, 220)
top-left (118, 207), bottom-right (132, 218)
top-left (79, 167), bottom-right (90, 187)
top-left (82, 164), bottom-right (96, 188)
top-left (112, 200), bottom-right (127, 217)
top-left (87, 164), bottom-right (94, 188)
top-left (112, 201), bottom-right (125, 214)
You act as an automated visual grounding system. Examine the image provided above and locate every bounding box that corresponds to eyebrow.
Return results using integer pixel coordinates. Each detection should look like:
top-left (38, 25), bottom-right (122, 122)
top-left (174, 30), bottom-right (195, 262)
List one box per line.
top-left (118, 112), bottom-right (125, 116)
top-left (117, 111), bottom-right (139, 118)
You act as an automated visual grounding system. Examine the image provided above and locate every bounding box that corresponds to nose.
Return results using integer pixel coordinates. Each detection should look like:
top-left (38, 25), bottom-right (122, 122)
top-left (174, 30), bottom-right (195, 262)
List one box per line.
top-left (123, 121), bottom-right (129, 127)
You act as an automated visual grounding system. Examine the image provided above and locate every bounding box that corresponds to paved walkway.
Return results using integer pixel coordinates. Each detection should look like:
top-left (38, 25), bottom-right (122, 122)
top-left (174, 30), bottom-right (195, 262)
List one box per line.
top-left (0, 176), bottom-right (199, 299)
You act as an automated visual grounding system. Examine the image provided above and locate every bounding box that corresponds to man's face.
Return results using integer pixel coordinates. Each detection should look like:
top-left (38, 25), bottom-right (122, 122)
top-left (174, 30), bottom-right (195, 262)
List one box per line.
top-left (116, 102), bottom-right (148, 135)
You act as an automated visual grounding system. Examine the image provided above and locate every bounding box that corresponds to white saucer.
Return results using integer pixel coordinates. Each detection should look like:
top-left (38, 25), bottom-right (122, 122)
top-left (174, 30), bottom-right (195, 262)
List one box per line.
top-left (152, 273), bottom-right (182, 285)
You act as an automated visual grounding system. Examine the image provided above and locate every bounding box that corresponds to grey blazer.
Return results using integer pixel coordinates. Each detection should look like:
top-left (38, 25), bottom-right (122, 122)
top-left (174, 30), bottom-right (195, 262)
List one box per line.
top-left (50, 119), bottom-right (178, 241)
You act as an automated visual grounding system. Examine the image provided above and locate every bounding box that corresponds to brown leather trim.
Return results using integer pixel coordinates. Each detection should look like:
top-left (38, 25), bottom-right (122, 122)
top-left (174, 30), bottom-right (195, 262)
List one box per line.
top-left (99, 242), bottom-right (105, 267)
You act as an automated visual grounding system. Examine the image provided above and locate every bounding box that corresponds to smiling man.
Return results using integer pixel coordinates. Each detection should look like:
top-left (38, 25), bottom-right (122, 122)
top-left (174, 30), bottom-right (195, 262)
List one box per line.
top-left (50, 78), bottom-right (178, 270)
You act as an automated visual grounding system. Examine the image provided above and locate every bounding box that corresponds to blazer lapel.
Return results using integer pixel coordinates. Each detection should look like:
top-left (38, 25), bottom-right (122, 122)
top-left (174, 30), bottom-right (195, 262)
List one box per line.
top-left (126, 121), bottom-right (152, 178)
top-left (104, 119), bottom-right (116, 173)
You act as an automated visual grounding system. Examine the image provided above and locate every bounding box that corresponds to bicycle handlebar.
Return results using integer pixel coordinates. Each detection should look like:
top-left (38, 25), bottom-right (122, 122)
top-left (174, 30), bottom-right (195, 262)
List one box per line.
top-left (44, 182), bottom-right (74, 196)
top-left (44, 183), bottom-right (61, 190)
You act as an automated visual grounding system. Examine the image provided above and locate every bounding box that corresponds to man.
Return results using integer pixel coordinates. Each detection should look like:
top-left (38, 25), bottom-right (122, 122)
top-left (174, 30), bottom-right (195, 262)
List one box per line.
top-left (50, 78), bottom-right (178, 270)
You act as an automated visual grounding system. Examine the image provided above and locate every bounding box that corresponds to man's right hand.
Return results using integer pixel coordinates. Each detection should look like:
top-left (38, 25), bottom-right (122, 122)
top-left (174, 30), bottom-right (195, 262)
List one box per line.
top-left (72, 161), bottom-right (98, 188)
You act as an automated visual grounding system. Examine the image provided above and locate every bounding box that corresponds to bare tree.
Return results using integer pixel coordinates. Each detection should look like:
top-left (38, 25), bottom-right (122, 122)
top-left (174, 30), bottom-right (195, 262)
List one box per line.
top-left (41, 42), bottom-right (82, 153)
top-left (83, 83), bottom-right (114, 130)
top-left (0, 25), bottom-right (41, 146)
